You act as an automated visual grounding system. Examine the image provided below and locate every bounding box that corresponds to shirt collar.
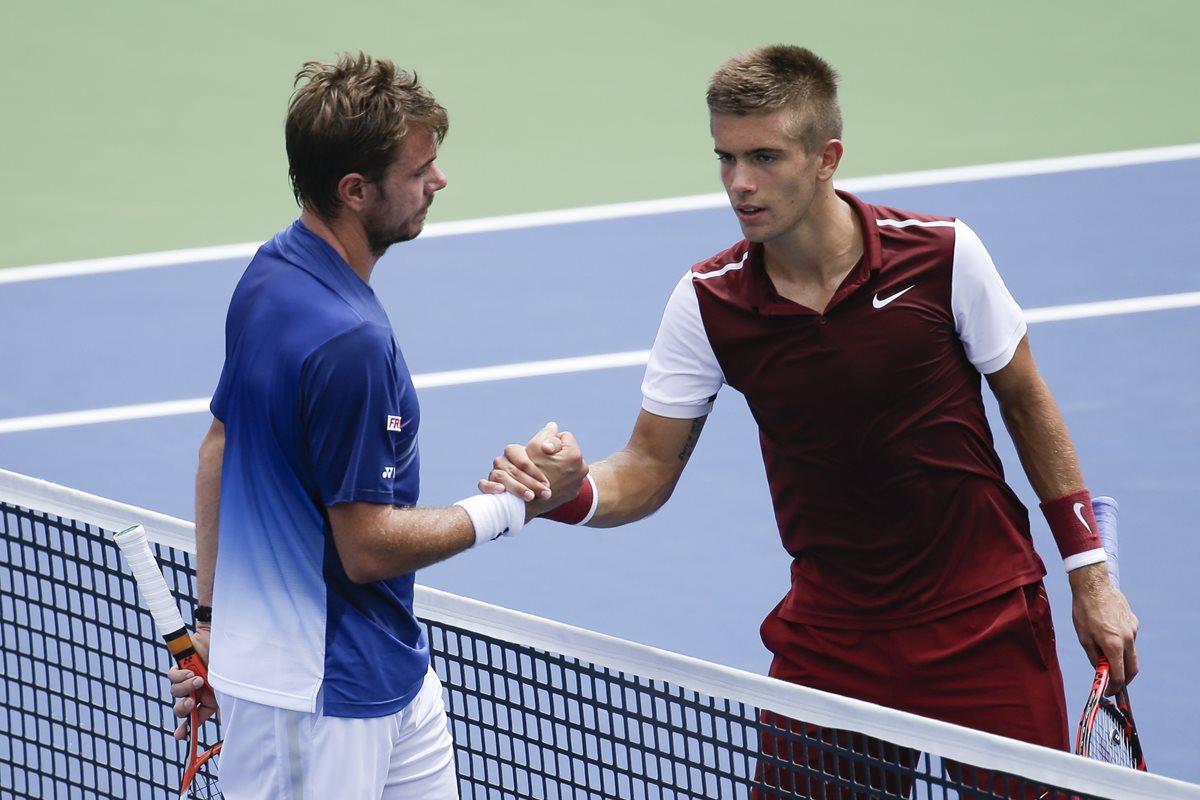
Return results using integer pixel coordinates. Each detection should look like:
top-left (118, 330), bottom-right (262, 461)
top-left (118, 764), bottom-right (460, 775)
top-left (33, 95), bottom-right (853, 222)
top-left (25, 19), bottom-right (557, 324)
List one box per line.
top-left (837, 189), bottom-right (883, 274)
top-left (269, 219), bottom-right (380, 308)
top-left (746, 189), bottom-right (882, 315)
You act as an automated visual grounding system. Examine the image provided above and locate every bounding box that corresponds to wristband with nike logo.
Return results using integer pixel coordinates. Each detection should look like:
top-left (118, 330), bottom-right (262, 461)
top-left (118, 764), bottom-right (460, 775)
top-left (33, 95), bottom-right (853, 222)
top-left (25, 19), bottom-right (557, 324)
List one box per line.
top-left (1040, 489), bottom-right (1107, 571)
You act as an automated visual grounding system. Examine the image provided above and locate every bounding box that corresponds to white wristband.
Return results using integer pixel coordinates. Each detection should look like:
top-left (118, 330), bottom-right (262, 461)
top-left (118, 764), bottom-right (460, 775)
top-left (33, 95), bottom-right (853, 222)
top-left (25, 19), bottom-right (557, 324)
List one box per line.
top-left (1063, 547), bottom-right (1107, 573)
top-left (455, 492), bottom-right (526, 547)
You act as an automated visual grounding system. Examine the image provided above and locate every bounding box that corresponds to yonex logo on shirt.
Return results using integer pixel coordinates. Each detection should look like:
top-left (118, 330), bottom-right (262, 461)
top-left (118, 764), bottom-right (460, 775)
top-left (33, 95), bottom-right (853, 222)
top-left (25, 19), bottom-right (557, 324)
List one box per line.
top-left (382, 467), bottom-right (396, 479)
top-left (386, 415), bottom-right (404, 432)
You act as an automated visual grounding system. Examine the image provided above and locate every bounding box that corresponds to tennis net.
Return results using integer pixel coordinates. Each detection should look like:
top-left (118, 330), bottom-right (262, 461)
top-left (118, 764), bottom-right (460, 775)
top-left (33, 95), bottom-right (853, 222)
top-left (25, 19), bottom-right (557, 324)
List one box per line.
top-left (2, 467), bottom-right (1196, 800)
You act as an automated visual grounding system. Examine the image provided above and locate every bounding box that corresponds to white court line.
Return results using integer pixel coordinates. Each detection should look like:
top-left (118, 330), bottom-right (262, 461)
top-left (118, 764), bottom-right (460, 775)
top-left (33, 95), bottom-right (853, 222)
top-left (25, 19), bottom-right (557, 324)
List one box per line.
top-left (1022, 291), bottom-right (1200, 323)
top-left (1, 292), bottom-right (1197, 435)
top-left (2, 143), bottom-right (1199, 285)
top-left (0, 351), bottom-right (652, 434)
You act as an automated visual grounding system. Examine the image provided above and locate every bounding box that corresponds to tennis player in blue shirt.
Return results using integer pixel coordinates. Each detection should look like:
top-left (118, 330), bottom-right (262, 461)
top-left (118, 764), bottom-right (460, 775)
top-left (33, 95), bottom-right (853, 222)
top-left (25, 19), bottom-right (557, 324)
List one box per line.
top-left (167, 52), bottom-right (586, 799)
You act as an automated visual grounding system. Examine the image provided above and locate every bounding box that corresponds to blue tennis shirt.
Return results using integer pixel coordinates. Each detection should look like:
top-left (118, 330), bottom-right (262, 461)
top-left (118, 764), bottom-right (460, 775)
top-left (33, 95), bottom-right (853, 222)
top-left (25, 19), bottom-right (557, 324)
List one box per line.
top-left (207, 219), bottom-right (427, 718)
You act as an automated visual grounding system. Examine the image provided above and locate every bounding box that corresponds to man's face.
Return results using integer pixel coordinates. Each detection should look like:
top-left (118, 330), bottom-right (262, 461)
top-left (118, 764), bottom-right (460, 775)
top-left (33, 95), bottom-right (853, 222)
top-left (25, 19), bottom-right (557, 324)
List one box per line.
top-left (712, 110), bottom-right (825, 245)
top-left (362, 126), bottom-right (448, 257)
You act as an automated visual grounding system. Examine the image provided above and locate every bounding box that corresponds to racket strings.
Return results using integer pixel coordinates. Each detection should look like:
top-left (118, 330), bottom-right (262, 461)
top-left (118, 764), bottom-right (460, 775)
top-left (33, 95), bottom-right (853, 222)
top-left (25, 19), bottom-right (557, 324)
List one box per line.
top-left (184, 750), bottom-right (222, 800)
top-left (1088, 703), bottom-right (1136, 768)
top-left (187, 768), bottom-right (222, 800)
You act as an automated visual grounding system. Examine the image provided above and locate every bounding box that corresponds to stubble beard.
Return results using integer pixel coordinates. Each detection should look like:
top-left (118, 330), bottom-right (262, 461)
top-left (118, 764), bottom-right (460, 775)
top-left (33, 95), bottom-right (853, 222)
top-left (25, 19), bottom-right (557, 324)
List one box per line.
top-left (366, 222), bottom-right (420, 259)
top-left (365, 183), bottom-right (428, 258)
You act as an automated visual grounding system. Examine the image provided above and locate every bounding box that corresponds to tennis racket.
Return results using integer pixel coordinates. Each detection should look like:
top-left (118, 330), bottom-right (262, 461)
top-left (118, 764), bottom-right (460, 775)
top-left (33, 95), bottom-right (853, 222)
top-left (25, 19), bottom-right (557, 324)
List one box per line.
top-left (1073, 497), bottom-right (1146, 770)
top-left (113, 524), bottom-right (223, 798)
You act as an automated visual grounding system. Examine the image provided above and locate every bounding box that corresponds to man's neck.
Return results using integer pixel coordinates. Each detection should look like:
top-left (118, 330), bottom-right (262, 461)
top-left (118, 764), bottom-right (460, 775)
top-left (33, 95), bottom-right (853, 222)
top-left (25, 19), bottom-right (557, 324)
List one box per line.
top-left (766, 190), bottom-right (860, 278)
top-left (299, 209), bottom-right (377, 284)
top-left (761, 190), bottom-right (863, 311)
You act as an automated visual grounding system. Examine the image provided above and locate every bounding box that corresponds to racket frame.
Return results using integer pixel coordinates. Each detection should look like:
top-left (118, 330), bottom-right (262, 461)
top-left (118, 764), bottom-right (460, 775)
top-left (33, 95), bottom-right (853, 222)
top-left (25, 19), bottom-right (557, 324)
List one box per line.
top-left (1071, 498), bottom-right (1146, 771)
top-left (1075, 657), bottom-right (1146, 770)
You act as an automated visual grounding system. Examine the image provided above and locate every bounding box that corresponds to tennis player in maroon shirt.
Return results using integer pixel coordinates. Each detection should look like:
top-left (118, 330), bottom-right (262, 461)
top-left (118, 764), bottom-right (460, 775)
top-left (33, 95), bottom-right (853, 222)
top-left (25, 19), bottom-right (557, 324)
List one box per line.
top-left (490, 45), bottom-right (1140, 798)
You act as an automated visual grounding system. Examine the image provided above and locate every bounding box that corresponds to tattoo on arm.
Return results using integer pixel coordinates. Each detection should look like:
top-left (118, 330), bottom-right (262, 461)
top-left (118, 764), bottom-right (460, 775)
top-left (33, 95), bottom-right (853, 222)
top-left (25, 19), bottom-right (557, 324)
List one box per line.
top-left (677, 418), bottom-right (706, 462)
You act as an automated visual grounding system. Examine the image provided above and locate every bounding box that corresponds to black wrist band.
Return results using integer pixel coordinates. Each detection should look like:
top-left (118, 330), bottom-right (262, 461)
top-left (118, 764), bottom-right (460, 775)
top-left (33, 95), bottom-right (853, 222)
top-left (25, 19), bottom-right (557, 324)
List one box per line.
top-left (194, 605), bottom-right (213, 624)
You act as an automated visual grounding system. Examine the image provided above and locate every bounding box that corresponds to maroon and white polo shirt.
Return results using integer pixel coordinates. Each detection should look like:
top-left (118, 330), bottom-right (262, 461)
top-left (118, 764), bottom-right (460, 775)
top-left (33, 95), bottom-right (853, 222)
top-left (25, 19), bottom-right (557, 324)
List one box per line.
top-left (641, 191), bottom-right (1047, 628)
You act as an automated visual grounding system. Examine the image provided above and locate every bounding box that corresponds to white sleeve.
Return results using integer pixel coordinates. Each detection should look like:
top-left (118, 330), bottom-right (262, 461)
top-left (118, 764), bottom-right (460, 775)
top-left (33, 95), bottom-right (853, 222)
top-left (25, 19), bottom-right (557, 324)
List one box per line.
top-left (640, 271), bottom-right (725, 419)
top-left (951, 218), bottom-right (1028, 375)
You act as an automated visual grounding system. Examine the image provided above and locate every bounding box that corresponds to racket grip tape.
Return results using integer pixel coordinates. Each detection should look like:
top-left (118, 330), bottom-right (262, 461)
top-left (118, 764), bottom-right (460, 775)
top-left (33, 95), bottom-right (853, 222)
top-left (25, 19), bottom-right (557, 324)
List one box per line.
top-left (1091, 495), bottom-right (1120, 588)
top-left (113, 524), bottom-right (210, 679)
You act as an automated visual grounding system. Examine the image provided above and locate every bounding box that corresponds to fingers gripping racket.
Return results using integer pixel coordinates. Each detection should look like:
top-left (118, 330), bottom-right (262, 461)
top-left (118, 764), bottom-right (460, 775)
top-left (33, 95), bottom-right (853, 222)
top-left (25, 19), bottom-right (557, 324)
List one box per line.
top-left (113, 524), bottom-right (222, 798)
top-left (1073, 498), bottom-right (1146, 771)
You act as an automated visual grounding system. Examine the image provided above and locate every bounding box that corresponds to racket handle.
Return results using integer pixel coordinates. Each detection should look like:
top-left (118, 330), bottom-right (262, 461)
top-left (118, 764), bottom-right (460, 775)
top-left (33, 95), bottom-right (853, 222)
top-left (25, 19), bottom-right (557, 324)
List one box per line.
top-left (1091, 496), bottom-right (1120, 588)
top-left (172, 638), bottom-right (211, 680)
top-left (113, 524), bottom-right (211, 679)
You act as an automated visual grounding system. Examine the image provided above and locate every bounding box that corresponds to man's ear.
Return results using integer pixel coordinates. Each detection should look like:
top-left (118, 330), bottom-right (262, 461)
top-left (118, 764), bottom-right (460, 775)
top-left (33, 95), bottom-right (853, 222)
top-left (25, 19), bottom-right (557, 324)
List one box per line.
top-left (337, 173), bottom-right (371, 212)
top-left (816, 139), bottom-right (843, 183)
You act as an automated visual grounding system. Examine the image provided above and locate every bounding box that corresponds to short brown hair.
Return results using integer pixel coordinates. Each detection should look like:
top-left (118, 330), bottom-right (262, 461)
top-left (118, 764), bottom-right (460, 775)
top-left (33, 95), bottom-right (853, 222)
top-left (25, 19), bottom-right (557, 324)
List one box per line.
top-left (285, 52), bottom-right (449, 218)
top-left (706, 45), bottom-right (842, 152)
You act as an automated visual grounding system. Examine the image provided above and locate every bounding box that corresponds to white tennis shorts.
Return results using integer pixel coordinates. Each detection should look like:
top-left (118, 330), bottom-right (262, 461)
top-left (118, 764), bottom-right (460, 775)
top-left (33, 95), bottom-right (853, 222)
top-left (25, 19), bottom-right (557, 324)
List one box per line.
top-left (213, 668), bottom-right (458, 799)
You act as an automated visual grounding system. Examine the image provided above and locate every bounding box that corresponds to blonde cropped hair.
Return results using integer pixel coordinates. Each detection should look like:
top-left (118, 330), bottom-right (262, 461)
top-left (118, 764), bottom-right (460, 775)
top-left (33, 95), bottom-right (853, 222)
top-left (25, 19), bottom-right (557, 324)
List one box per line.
top-left (707, 45), bottom-right (842, 152)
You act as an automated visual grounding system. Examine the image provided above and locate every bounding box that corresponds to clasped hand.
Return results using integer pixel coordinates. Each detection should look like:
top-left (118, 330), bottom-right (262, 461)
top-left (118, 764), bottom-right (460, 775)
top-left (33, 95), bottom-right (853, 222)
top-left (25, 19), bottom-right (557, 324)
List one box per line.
top-left (481, 421), bottom-right (588, 521)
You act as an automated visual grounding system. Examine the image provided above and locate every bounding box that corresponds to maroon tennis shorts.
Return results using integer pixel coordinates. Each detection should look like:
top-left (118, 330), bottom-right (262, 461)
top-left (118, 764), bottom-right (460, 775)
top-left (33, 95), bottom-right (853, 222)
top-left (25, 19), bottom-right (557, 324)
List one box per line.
top-left (754, 582), bottom-right (1069, 799)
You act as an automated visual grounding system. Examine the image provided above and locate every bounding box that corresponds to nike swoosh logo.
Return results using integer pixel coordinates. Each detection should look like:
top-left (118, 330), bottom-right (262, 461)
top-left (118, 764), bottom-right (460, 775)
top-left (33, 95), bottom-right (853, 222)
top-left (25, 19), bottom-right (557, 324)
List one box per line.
top-left (872, 285), bottom-right (915, 309)
top-left (1073, 502), bottom-right (1092, 532)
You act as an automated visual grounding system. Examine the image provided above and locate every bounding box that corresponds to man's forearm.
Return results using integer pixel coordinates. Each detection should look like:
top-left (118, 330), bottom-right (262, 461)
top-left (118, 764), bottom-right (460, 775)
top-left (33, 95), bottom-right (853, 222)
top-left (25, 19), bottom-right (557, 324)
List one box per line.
top-left (998, 392), bottom-right (1084, 501)
top-left (987, 339), bottom-right (1084, 501)
top-left (584, 454), bottom-right (678, 527)
top-left (585, 414), bottom-right (706, 528)
top-left (194, 420), bottom-right (224, 607)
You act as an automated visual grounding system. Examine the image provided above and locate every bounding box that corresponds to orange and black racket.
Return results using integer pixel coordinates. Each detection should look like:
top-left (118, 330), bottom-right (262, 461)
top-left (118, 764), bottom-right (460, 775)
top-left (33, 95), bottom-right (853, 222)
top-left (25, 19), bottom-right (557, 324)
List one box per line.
top-left (1073, 497), bottom-right (1146, 771)
top-left (114, 524), bottom-right (222, 798)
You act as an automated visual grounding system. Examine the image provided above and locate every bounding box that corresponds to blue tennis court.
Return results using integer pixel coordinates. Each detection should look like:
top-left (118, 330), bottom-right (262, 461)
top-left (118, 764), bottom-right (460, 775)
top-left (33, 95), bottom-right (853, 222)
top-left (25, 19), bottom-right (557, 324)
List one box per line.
top-left (2, 150), bottom-right (1198, 783)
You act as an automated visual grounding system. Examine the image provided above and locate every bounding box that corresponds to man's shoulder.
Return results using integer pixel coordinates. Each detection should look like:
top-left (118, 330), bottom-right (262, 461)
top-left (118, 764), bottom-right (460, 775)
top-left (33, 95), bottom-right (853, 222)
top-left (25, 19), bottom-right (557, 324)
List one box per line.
top-left (690, 240), bottom-right (752, 277)
top-left (227, 250), bottom-right (382, 369)
top-left (859, 199), bottom-right (958, 244)
top-left (236, 248), bottom-right (359, 322)
top-left (855, 197), bottom-right (961, 271)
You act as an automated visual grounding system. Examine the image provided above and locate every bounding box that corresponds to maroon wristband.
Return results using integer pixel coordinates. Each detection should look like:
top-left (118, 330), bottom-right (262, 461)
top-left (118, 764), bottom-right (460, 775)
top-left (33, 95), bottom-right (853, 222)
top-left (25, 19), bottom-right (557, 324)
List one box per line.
top-left (541, 475), bottom-right (595, 524)
top-left (1039, 489), bottom-right (1103, 561)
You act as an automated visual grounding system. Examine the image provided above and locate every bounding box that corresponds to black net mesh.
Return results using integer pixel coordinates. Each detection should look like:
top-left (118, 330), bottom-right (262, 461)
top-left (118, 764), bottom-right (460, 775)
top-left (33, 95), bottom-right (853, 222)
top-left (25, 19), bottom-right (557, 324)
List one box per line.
top-left (0, 497), bottom-right (1165, 799)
